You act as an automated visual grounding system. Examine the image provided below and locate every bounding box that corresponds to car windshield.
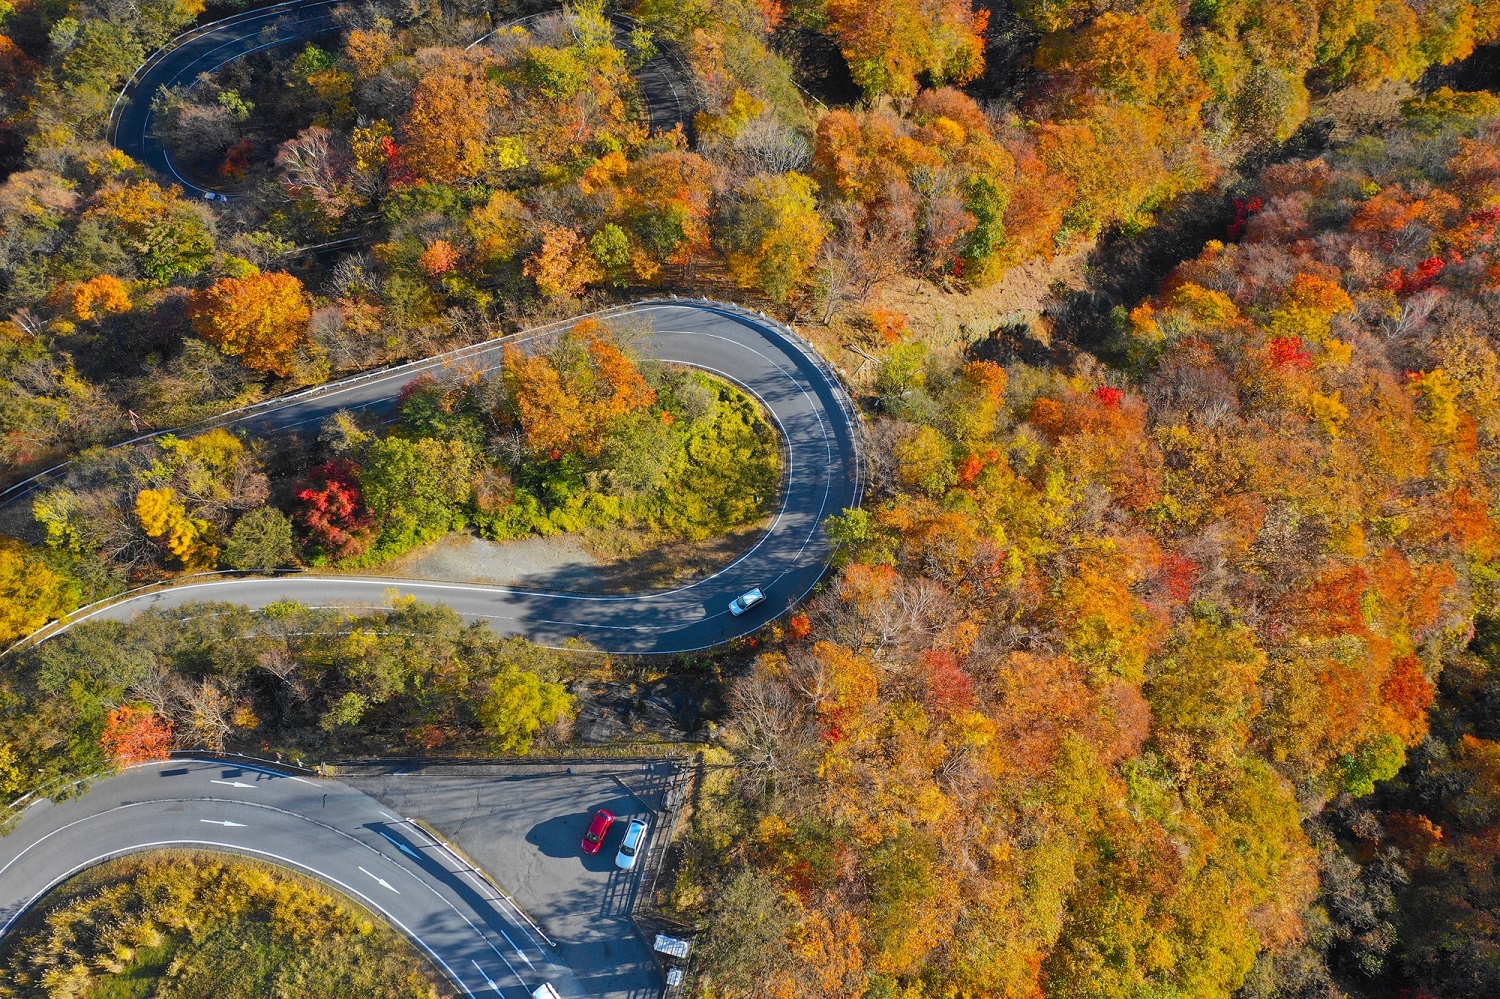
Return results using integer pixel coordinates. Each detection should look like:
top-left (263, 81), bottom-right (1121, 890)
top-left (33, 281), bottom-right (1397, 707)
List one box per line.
top-left (620, 843), bottom-right (635, 856)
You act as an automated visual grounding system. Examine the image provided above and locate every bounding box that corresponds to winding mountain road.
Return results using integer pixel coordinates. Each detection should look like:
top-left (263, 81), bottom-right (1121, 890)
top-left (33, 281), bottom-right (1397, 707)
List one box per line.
top-left (112, 1), bottom-right (699, 199)
top-left (30, 301), bottom-right (863, 654)
top-left (13, 11), bottom-right (853, 997)
top-left (0, 758), bottom-right (581, 998)
top-left (111, 0), bottom-right (344, 198)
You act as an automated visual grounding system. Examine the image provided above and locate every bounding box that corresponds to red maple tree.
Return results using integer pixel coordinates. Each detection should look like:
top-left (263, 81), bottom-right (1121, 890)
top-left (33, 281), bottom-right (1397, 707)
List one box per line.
top-left (101, 705), bottom-right (174, 764)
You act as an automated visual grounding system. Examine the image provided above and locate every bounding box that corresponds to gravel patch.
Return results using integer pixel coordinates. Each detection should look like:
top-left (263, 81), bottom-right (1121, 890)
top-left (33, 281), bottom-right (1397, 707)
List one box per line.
top-left (383, 532), bottom-right (601, 587)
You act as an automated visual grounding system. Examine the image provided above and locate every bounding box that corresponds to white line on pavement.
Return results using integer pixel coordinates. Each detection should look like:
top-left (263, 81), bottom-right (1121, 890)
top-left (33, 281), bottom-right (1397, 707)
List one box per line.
top-left (471, 960), bottom-right (503, 994)
top-left (359, 866), bottom-right (401, 893)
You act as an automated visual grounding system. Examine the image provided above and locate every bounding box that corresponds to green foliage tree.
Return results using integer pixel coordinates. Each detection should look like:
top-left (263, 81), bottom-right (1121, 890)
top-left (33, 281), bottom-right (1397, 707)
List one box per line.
top-left (359, 437), bottom-right (477, 561)
top-left (223, 508), bottom-right (296, 571)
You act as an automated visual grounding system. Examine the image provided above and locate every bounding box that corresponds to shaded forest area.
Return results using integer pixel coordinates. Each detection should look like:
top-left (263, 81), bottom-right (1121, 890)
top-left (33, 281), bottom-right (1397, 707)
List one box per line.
top-left (7, 1), bottom-right (1500, 998)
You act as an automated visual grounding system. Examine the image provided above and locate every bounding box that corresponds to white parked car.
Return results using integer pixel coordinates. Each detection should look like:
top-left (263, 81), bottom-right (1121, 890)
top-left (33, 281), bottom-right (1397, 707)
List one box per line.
top-left (532, 984), bottom-right (562, 999)
top-left (615, 818), bottom-right (649, 870)
top-left (728, 587), bottom-right (765, 617)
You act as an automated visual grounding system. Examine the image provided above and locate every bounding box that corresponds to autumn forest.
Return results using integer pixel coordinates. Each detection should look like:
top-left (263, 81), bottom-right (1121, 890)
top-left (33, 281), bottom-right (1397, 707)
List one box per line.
top-left (7, 0), bottom-right (1500, 996)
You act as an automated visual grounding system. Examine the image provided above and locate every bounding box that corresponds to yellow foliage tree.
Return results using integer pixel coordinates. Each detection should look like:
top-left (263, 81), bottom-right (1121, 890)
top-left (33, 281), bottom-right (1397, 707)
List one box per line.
top-left (136, 488), bottom-right (219, 572)
top-left (0, 537), bottom-right (79, 645)
top-left (1268, 273), bottom-right (1356, 343)
top-left (467, 190), bottom-right (527, 267)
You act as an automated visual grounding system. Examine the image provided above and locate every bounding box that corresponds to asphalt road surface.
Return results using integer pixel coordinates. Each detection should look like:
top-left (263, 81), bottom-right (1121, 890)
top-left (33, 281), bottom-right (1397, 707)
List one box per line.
top-left (346, 762), bottom-right (685, 999)
top-left (111, 0), bottom-right (344, 198)
top-left (0, 758), bottom-right (583, 998)
top-left (41, 301), bottom-right (862, 653)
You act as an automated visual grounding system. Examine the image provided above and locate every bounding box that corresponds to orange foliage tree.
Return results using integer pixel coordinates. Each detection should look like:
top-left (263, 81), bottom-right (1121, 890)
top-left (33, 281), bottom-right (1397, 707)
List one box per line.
top-left (399, 53), bottom-right (499, 183)
top-left (70, 275), bottom-right (131, 321)
top-left (501, 318), bottom-right (656, 457)
top-left (188, 271), bottom-right (313, 377)
top-left (100, 706), bottom-right (174, 765)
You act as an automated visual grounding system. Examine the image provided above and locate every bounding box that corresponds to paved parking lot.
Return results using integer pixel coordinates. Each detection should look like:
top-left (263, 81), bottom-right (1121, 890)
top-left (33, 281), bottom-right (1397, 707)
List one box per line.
top-left (341, 761), bottom-right (682, 999)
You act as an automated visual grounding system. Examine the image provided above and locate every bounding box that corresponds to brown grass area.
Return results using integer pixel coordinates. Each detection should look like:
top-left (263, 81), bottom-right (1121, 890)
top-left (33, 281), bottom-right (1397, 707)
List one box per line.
top-left (788, 247), bottom-right (1090, 391)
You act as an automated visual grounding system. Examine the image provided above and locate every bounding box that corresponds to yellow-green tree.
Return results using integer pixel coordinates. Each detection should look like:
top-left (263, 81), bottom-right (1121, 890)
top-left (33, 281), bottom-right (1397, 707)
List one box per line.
top-left (478, 665), bottom-right (574, 753)
top-left (720, 172), bottom-right (828, 302)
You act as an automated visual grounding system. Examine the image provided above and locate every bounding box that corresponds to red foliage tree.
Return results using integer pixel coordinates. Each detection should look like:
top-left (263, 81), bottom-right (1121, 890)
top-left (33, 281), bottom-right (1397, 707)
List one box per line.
top-left (920, 648), bottom-right (974, 717)
top-left (381, 135), bottom-right (419, 187)
top-left (1155, 553), bottom-right (1200, 604)
top-left (101, 706), bottom-right (174, 765)
top-left (1268, 336), bottom-right (1314, 369)
top-left (295, 459), bottom-right (373, 558)
top-left (1381, 255), bottom-right (1447, 296)
top-left (1226, 196), bottom-right (1263, 239)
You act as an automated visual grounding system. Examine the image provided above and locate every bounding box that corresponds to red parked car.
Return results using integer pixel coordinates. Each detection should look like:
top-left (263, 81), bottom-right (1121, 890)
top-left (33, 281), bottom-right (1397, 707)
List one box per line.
top-left (582, 809), bottom-right (615, 854)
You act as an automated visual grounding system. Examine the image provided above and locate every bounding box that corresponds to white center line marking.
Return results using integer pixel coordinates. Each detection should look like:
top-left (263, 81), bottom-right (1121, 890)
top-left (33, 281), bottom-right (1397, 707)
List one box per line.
top-left (358, 866), bottom-right (401, 893)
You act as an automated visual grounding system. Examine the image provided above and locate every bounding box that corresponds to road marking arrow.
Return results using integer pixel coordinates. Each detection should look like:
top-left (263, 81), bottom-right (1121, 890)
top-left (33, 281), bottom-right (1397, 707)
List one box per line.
top-left (378, 831), bottom-right (420, 859)
top-left (499, 930), bottom-right (534, 970)
top-left (471, 960), bottom-right (501, 993)
top-left (199, 819), bottom-right (246, 827)
top-left (358, 866), bottom-right (401, 893)
top-left (210, 779), bottom-right (257, 789)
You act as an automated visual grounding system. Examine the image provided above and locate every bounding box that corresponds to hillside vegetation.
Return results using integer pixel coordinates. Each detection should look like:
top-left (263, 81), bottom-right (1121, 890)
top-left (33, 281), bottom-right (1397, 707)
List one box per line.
top-left (676, 95), bottom-right (1500, 999)
top-left (4, 1), bottom-right (1500, 997)
top-left (0, 851), bottom-right (452, 999)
